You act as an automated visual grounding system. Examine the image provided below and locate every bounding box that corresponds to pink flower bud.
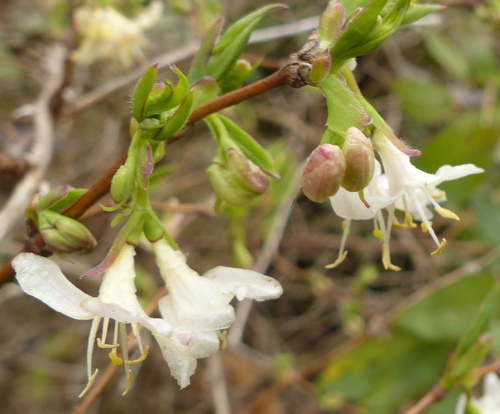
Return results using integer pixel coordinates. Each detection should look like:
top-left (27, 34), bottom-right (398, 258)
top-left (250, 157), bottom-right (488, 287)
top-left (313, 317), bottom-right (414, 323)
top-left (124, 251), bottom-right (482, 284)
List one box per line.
top-left (341, 127), bottom-right (375, 192)
top-left (302, 144), bottom-right (346, 203)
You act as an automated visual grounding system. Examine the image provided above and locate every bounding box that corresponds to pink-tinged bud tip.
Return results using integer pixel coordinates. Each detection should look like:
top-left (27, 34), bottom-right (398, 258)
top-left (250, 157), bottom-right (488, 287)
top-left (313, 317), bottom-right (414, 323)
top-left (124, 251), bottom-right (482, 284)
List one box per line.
top-left (302, 144), bottom-right (346, 203)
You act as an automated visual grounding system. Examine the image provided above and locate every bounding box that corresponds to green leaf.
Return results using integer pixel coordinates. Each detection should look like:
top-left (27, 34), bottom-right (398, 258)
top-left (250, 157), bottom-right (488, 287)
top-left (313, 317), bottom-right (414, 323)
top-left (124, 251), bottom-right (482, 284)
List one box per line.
top-left (401, 4), bottom-right (444, 26)
top-left (317, 333), bottom-right (452, 413)
top-left (153, 91), bottom-right (194, 141)
top-left (392, 274), bottom-right (496, 343)
top-left (207, 4), bottom-right (286, 81)
top-left (319, 73), bottom-right (371, 145)
top-left (218, 115), bottom-right (277, 175)
top-left (390, 78), bottom-right (453, 125)
top-left (472, 195), bottom-right (500, 246)
top-left (131, 64), bottom-right (157, 122)
top-left (425, 33), bottom-right (471, 82)
top-left (187, 17), bottom-right (224, 83)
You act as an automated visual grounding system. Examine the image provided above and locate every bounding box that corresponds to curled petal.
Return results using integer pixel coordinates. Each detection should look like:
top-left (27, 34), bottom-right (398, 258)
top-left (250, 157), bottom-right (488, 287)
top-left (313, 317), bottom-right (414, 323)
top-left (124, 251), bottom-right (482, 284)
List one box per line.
top-left (203, 266), bottom-right (283, 301)
top-left (12, 253), bottom-right (93, 320)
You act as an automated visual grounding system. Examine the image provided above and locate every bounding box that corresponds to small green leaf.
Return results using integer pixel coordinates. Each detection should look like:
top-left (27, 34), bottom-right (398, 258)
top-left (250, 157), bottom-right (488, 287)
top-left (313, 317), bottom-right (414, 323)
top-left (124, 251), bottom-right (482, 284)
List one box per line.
top-left (218, 115), bottom-right (277, 175)
top-left (207, 4), bottom-right (286, 81)
top-left (131, 64), bottom-right (157, 122)
top-left (187, 17), bottom-right (225, 83)
top-left (153, 92), bottom-right (194, 141)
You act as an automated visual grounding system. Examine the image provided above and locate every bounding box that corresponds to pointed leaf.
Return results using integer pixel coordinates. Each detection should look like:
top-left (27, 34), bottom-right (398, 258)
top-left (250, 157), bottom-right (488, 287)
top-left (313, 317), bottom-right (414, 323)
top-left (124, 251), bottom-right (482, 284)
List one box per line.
top-left (153, 92), bottom-right (194, 141)
top-left (131, 64), bottom-right (158, 122)
top-left (187, 17), bottom-right (225, 83)
top-left (207, 4), bottom-right (287, 81)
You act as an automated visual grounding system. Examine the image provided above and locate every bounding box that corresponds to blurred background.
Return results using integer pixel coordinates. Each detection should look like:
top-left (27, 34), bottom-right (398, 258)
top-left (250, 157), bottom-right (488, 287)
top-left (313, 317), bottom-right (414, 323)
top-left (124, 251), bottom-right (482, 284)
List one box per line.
top-left (0, 1), bottom-right (499, 413)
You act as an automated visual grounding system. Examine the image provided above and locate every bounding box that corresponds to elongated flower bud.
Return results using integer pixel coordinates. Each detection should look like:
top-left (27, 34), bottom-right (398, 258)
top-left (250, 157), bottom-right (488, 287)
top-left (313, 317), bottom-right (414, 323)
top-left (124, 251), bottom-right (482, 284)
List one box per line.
top-left (39, 211), bottom-right (97, 253)
top-left (341, 127), bottom-right (375, 192)
top-left (302, 144), bottom-right (346, 203)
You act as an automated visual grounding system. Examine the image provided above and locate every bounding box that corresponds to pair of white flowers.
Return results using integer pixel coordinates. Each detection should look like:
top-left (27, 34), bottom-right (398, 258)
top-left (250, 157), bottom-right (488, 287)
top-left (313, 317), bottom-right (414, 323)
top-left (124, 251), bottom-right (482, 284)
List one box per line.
top-left (12, 239), bottom-right (282, 393)
top-left (328, 128), bottom-right (484, 270)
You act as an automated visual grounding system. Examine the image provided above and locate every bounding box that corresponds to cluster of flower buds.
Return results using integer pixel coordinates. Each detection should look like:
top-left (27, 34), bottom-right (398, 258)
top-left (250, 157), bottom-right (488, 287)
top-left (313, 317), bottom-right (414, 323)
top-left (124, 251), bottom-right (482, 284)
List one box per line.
top-left (302, 127), bottom-right (374, 203)
top-left (25, 186), bottom-right (97, 254)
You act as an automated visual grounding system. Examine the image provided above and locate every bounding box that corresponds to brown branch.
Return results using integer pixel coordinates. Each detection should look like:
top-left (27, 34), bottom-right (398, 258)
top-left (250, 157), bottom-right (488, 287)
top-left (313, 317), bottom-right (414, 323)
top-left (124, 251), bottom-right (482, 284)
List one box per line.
top-left (0, 67), bottom-right (292, 286)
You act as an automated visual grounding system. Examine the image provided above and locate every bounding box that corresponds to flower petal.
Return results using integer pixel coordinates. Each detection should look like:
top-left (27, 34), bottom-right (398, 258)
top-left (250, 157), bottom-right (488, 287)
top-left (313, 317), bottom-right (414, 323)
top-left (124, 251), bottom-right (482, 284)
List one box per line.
top-left (202, 266), bottom-right (283, 301)
top-left (435, 164), bottom-right (484, 183)
top-left (12, 253), bottom-right (93, 320)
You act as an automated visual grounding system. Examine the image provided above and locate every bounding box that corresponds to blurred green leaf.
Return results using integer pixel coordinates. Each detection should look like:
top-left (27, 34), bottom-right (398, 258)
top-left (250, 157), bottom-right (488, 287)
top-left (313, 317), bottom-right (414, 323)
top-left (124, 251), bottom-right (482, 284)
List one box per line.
top-left (472, 195), bottom-right (500, 246)
top-left (318, 333), bottom-right (451, 413)
top-left (392, 275), bottom-right (495, 343)
top-left (207, 4), bottom-right (286, 81)
top-left (425, 33), bottom-right (471, 82)
top-left (391, 78), bottom-right (453, 125)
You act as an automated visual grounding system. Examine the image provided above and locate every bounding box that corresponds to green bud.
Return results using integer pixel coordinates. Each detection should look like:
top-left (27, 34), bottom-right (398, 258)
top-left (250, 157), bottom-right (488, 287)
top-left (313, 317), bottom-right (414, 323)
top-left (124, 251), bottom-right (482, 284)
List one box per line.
top-left (341, 127), bottom-right (375, 192)
top-left (318, 1), bottom-right (345, 47)
top-left (39, 210), bottom-right (97, 253)
top-left (219, 59), bottom-right (254, 93)
top-left (111, 164), bottom-right (135, 205)
top-left (207, 149), bottom-right (269, 205)
top-left (302, 143), bottom-right (346, 203)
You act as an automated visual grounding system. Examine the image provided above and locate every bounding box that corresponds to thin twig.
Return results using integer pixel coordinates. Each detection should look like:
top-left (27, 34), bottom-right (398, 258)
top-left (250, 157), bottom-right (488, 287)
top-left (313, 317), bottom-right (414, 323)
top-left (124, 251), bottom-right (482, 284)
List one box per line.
top-left (0, 45), bottom-right (67, 241)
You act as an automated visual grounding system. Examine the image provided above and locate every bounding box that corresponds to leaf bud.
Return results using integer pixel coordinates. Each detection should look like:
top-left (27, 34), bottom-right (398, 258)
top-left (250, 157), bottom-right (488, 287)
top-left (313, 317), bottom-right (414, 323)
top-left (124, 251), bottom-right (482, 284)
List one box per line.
top-left (111, 164), bottom-right (135, 205)
top-left (302, 144), bottom-right (346, 203)
top-left (207, 149), bottom-right (269, 206)
top-left (341, 127), bottom-right (375, 192)
top-left (39, 210), bottom-right (97, 253)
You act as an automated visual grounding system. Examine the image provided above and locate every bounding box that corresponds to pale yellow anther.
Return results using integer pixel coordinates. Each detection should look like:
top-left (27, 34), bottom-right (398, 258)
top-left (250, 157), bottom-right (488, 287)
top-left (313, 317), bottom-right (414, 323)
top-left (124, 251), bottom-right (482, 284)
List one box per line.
top-left (124, 345), bottom-right (150, 365)
top-left (382, 245), bottom-right (401, 271)
top-left (78, 369), bottom-right (99, 398)
top-left (122, 369), bottom-right (133, 396)
top-left (109, 350), bottom-right (123, 366)
top-left (97, 337), bottom-right (120, 349)
top-left (432, 190), bottom-right (446, 199)
top-left (392, 213), bottom-right (416, 229)
top-left (430, 238), bottom-right (447, 256)
top-left (421, 221), bottom-right (432, 233)
top-left (219, 331), bottom-right (227, 350)
top-left (325, 250), bottom-right (348, 269)
top-left (435, 206), bottom-right (460, 221)
top-left (373, 228), bottom-right (383, 241)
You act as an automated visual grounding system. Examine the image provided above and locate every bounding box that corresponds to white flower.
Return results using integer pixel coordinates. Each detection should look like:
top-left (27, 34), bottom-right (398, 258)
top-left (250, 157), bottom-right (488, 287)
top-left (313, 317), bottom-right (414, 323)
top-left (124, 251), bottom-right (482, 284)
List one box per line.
top-left (72, 1), bottom-right (163, 68)
top-left (328, 130), bottom-right (483, 270)
top-left (456, 373), bottom-right (500, 414)
top-left (12, 245), bottom-right (172, 396)
top-left (152, 239), bottom-right (283, 388)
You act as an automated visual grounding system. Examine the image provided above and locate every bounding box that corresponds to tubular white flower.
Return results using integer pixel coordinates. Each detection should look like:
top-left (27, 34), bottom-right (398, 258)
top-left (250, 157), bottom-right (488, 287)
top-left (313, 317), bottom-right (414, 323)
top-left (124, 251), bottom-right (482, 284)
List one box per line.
top-left (152, 239), bottom-right (283, 388)
top-left (455, 373), bottom-right (500, 414)
top-left (12, 245), bottom-right (172, 396)
top-left (328, 131), bottom-right (484, 270)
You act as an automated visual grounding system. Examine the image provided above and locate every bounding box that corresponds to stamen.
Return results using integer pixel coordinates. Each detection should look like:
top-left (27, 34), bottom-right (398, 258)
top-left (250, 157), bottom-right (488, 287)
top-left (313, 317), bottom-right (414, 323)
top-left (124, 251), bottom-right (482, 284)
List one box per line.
top-left (125, 345), bottom-right (150, 365)
top-left (131, 323), bottom-right (144, 353)
top-left (78, 368), bottom-right (99, 398)
top-left (430, 238), bottom-right (447, 256)
top-left (86, 317), bottom-right (101, 379)
top-left (408, 191), bottom-right (441, 247)
top-left (109, 351), bottom-right (124, 366)
top-left (122, 369), bottom-right (133, 396)
top-left (219, 331), bottom-right (227, 350)
top-left (393, 212), bottom-right (417, 229)
top-left (326, 220), bottom-right (350, 269)
top-left (325, 250), bottom-right (348, 269)
top-left (97, 338), bottom-right (120, 349)
top-left (435, 206), bottom-right (460, 221)
top-left (431, 189), bottom-right (446, 199)
top-left (382, 244), bottom-right (401, 271)
top-left (373, 217), bottom-right (383, 241)
top-left (101, 317), bottom-right (110, 343)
